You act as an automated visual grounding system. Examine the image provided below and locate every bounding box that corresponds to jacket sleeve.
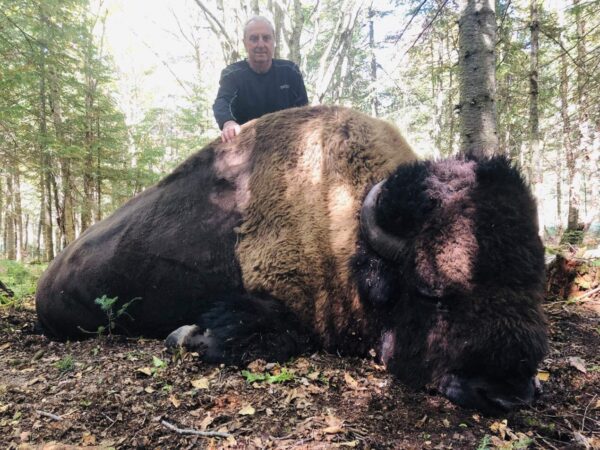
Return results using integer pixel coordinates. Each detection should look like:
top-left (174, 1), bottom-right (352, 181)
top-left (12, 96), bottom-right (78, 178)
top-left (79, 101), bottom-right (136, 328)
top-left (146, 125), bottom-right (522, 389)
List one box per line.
top-left (212, 67), bottom-right (239, 129)
top-left (291, 64), bottom-right (309, 107)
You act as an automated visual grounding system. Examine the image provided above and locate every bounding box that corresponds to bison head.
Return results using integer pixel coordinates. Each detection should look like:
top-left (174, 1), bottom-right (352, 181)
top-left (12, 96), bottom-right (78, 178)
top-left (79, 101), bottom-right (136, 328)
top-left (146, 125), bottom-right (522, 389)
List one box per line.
top-left (358, 156), bottom-right (547, 415)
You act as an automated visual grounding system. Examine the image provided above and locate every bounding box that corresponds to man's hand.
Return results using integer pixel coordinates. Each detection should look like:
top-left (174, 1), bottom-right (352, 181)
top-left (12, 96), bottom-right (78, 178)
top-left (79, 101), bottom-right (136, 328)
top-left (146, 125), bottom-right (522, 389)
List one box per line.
top-left (221, 120), bottom-right (241, 143)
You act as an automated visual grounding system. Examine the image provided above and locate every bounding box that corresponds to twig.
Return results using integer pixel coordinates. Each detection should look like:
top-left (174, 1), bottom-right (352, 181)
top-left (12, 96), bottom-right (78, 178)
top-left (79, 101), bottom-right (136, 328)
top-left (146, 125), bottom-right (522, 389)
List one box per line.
top-left (535, 434), bottom-right (560, 450)
top-left (36, 410), bottom-right (62, 421)
top-left (161, 420), bottom-right (231, 438)
top-left (571, 286), bottom-right (600, 302)
top-left (581, 394), bottom-right (597, 432)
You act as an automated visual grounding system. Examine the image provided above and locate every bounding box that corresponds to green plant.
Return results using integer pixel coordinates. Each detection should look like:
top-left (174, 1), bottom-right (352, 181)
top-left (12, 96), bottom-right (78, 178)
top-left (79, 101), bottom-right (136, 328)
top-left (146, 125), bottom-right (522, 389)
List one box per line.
top-left (0, 260), bottom-right (46, 307)
top-left (80, 295), bottom-right (140, 336)
top-left (55, 355), bottom-right (75, 373)
top-left (241, 368), bottom-right (295, 384)
top-left (477, 435), bottom-right (491, 450)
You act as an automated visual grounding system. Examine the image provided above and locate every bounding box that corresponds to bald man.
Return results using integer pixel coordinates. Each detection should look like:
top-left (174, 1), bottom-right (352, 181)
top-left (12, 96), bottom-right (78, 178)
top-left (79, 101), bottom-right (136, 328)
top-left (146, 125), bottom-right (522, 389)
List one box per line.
top-left (213, 17), bottom-right (308, 143)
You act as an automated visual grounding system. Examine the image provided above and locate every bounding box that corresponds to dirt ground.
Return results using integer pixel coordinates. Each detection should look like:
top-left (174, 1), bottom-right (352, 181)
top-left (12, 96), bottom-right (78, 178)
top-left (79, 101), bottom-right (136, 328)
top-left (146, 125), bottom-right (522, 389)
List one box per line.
top-left (1, 261), bottom-right (599, 449)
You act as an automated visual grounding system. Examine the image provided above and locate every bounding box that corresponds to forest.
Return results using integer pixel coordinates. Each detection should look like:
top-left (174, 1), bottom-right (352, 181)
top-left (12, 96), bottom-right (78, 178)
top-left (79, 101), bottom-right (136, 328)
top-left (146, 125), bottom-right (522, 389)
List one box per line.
top-left (1, 0), bottom-right (599, 449)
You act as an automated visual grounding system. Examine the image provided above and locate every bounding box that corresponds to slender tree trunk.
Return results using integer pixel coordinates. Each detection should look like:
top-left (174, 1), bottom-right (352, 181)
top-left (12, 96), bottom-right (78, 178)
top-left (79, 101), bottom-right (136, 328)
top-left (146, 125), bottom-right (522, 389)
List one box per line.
top-left (458, 0), bottom-right (498, 157)
top-left (47, 64), bottom-right (76, 247)
top-left (13, 168), bottom-right (24, 261)
top-left (368, 7), bottom-right (380, 117)
top-left (5, 174), bottom-right (15, 260)
top-left (37, 33), bottom-right (54, 261)
top-left (528, 0), bottom-right (543, 236)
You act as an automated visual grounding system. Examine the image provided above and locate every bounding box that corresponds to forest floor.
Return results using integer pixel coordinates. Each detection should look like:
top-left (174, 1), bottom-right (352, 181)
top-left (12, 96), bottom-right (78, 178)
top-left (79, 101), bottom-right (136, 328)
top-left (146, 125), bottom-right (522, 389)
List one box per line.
top-left (0, 256), bottom-right (599, 450)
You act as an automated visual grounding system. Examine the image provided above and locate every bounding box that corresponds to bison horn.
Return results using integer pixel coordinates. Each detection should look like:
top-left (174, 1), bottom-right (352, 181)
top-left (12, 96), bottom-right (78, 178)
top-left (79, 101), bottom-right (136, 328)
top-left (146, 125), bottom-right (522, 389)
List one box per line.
top-left (360, 180), bottom-right (407, 262)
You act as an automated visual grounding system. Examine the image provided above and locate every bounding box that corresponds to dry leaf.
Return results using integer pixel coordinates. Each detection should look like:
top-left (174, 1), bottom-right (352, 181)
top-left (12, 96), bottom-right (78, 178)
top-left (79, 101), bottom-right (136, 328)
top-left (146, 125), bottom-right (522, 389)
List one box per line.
top-left (238, 404), bottom-right (255, 416)
top-left (323, 415), bottom-right (344, 434)
top-left (144, 386), bottom-right (155, 393)
top-left (81, 432), bottom-right (96, 445)
top-left (137, 367), bottom-right (153, 376)
top-left (191, 378), bottom-right (210, 390)
top-left (266, 408), bottom-right (273, 416)
top-left (344, 373), bottom-right (359, 389)
top-left (537, 370), bottom-right (550, 382)
top-left (169, 395), bottom-right (181, 408)
top-left (0, 343), bottom-right (10, 351)
top-left (442, 418), bottom-right (450, 428)
top-left (415, 415), bottom-right (428, 428)
top-left (490, 419), bottom-right (509, 439)
top-left (199, 414), bottom-right (214, 431)
top-left (568, 356), bottom-right (587, 373)
top-left (307, 371), bottom-right (320, 380)
top-left (246, 359), bottom-right (266, 373)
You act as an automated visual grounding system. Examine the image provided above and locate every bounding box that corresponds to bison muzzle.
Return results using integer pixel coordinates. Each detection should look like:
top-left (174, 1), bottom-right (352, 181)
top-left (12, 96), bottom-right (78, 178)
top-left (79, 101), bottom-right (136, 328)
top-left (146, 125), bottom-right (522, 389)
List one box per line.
top-left (36, 106), bottom-right (548, 415)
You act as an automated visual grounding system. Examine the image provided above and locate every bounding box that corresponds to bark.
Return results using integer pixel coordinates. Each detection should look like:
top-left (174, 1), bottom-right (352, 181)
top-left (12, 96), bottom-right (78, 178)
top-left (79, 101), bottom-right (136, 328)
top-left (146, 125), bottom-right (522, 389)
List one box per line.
top-left (566, 0), bottom-right (587, 231)
top-left (529, 0), bottom-right (543, 235)
top-left (313, 1), bottom-right (362, 104)
top-left (457, 0), bottom-right (498, 157)
top-left (558, 31), bottom-right (578, 232)
top-left (368, 7), bottom-right (379, 117)
top-left (5, 174), bottom-right (15, 260)
top-left (13, 168), bottom-right (24, 261)
top-left (37, 30), bottom-right (54, 261)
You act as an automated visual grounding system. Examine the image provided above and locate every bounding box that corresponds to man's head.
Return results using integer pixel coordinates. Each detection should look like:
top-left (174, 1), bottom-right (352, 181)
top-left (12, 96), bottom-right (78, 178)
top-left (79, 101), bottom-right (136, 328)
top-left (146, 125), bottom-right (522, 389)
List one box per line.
top-left (243, 16), bottom-right (275, 73)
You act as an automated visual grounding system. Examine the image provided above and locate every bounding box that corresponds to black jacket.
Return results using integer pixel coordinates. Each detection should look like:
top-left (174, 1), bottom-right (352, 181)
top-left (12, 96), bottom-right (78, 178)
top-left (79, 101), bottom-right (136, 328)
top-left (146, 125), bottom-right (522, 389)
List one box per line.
top-left (212, 59), bottom-right (308, 129)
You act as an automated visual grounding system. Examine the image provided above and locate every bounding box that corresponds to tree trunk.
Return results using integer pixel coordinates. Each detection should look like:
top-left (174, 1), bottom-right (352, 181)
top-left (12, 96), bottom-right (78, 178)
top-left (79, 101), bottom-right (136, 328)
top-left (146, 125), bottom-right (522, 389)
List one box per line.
top-left (38, 26), bottom-right (54, 261)
top-left (528, 0), bottom-right (543, 236)
top-left (368, 7), bottom-right (379, 117)
top-left (47, 64), bottom-right (76, 247)
top-left (458, 0), bottom-right (498, 157)
top-left (13, 168), bottom-right (25, 261)
top-left (5, 174), bottom-right (16, 260)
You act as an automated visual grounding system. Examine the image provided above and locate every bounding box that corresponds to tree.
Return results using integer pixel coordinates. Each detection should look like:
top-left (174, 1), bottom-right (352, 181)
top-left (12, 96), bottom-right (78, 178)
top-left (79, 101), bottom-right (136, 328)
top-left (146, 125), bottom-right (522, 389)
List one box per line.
top-left (457, 0), bottom-right (498, 157)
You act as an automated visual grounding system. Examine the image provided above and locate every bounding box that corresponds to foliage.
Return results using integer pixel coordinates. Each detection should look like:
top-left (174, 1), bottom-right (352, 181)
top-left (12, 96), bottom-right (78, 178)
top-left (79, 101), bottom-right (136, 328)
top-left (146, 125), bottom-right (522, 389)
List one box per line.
top-left (0, 260), bottom-right (45, 306)
top-left (55, 355), bottom-right (75, 373)
top-left (87, 294), bottom-right (140, 336)
top-left (241, 368), bottom-right (295, 384)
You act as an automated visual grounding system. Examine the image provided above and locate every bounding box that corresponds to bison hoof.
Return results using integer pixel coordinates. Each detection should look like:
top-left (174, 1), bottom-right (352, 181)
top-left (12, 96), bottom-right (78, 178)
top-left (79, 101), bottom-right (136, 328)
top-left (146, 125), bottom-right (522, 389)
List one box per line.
top-left (165, 325), bottom-right (214, 351)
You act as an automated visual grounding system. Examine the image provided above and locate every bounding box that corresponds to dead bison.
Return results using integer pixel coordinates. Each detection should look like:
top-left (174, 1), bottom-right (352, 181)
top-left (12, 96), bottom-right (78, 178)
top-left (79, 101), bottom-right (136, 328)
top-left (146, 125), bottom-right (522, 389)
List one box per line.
top-left (36, 106), bottom-right (547, 415)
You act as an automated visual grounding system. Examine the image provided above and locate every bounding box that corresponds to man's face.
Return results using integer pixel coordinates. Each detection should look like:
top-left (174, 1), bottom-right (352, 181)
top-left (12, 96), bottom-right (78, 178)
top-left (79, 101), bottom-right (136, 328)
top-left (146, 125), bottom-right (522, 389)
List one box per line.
top-left (244, 21), bottom-right (275, 69)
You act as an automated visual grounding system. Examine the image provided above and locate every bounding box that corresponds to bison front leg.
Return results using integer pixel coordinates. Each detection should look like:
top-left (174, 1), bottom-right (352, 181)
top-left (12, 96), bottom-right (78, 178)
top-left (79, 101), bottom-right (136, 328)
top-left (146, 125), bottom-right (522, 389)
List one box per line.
top-left (166, 293), bottom-right (313, 365)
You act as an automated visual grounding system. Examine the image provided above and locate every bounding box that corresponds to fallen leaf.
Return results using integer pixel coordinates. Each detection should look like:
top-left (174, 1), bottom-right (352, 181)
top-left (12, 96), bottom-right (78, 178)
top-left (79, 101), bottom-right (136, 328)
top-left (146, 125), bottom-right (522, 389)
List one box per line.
top-left (537, 370), bottom-right (550, 382)
top-left (266, 408), bottom-right (273, 416)
top-left (81, 432), bottom-right (96, 445)
top-left (323, 415), bottom-right (344, 434)
top-left (246, 359), bottom-right (266, 373)
top-left (442, 418), bottom-right (450, 428)
top-left (415, 415), bottom-right (428, 428)
top-left (568, 356), bottom-right (587, 373)
top-left (308, 371), bottom-right (320, 380)
top-left (137, 367), bottom-right (153, 376)
top-left (199, 414), bottom-right (214, 430)
top-left (490, 419), bottom-right (509, 440)
top-left (344, 373), bottom-right (359, 389)
top-left (238, 404), bottom-right (255, 416)
top-left (144, 386), bottom-right (155, 393)
top-left (0, 343), bottom-right (10, 351)
top-left (191, 378), bottom-right (210, 390)
top-left (169, 395), bottom-right (181, 408)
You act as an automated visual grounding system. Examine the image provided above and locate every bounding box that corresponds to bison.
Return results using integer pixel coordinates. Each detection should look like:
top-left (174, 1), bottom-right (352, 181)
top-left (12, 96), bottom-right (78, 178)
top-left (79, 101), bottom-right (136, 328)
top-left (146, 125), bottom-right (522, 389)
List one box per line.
top-left (36, 106), bottom-right (548, 415)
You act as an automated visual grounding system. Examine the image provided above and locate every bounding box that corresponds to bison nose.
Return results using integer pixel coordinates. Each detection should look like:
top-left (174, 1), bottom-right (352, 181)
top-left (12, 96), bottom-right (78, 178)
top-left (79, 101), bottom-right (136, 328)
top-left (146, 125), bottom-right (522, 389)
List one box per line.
top-left (438, 374), bottom-right (536, 416)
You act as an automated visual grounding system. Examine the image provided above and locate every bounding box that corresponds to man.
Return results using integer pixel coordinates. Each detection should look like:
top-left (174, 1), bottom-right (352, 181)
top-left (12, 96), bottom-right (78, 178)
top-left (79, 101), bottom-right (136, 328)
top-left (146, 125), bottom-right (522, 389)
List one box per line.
top-left (213, 16), bottom-right (309, 143)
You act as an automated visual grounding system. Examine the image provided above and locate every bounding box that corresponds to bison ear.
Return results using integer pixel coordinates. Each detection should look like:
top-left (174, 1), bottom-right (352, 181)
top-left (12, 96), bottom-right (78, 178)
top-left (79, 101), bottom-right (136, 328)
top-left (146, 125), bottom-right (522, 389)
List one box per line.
top-left (376, 161), bottom-right (435, 237)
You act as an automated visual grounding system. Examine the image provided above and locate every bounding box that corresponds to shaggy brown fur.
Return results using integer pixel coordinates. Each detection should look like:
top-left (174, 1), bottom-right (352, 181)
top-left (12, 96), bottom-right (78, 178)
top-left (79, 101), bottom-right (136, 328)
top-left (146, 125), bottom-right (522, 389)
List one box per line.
top-left (234, 106), bottom-right (416, 349)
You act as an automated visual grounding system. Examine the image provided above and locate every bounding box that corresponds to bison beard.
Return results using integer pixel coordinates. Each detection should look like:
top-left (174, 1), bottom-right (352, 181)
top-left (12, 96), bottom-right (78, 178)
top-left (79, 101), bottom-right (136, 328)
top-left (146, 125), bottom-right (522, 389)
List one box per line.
top-left (35, 106), bottom-right (548, 416)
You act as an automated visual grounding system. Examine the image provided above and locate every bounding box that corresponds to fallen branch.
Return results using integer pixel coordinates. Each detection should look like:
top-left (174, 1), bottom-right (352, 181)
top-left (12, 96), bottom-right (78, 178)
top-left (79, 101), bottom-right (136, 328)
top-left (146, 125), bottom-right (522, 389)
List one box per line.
top-left (161, 420), bottom-right (231, 438)
top-left (36, 410), bottom-right (62, 421)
